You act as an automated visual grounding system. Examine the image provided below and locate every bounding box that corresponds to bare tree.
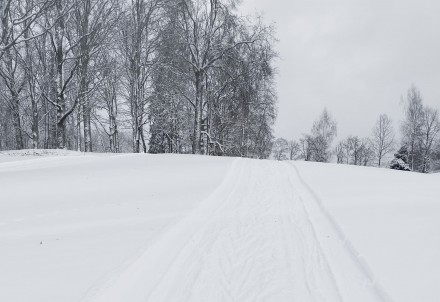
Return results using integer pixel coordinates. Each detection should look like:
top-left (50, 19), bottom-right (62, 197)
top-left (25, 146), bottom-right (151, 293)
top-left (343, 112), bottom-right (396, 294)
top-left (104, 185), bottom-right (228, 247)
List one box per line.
top-left (308, 108), bottom-right (337, 162)
top-left (0, 0), bottom-right (54, 59)
top-left (72, 0), bottom-right (120, 152)
top-left (401, 85), bottom-right (424, 170)
top-left (0, 0), bottom-right (278, 158)
top-left (148, 1), bottom-right (276, 158)
top-left (371, 114), bottom-right (395, 167)
top-left (299, 134), bottom-right (312, 161)
top-left (120, 0), bottom-right (163, 153)
top-left (0, 41), bottom-right (27, 149)
top-left (334, 141), bottom-right (346, 164)
top-left (272, 137), bottom-right (288, 160)
top-left (347, 136), bottom-right (362, 165)
top-left (43, 0), bottom-right (78, 149)
top-left (176, 0), bottom-right (266, 154)
top-left (287, 140), bottom-right (300, 160)
top-left (336, 136), bottom-right (373, 166)
top-left (96, 55), bottom-right (120, 153)
top-left (419, 107), bottom-right (440, 173)
top-left (0, 0), bottom-right (57, 150)
top-left (359, 138), bottom-right (374, 166)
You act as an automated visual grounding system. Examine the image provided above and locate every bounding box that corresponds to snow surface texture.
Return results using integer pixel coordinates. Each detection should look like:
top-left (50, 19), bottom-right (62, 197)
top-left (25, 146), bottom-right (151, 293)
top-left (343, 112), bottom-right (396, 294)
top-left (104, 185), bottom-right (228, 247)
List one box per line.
top-left (0, 153), bottom-right (231, 302)
top-left (0, 153), bottom-right (438, 301)
top-left (294, 161), bottom-right (440, 302)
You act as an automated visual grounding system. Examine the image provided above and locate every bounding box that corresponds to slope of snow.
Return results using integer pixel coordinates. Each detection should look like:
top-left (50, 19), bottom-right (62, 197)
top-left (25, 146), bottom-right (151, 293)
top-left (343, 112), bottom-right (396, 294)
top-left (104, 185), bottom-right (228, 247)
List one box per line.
top-left (1, 153), bottom-right (438, 302)
top-left (86, 160), bottom-right (389, 302)
top-left (0, 153), bottom-right (232, 302)
top-left (294, 161), bottom-right (440, 302)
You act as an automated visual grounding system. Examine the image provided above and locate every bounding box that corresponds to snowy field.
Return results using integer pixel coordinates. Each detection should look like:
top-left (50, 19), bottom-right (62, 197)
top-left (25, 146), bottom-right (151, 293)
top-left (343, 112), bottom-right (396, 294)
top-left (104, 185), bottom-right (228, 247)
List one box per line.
top-left (0, 151), bottom-right (439, 302)
top-left (294, 162), bottom-right (440, 302)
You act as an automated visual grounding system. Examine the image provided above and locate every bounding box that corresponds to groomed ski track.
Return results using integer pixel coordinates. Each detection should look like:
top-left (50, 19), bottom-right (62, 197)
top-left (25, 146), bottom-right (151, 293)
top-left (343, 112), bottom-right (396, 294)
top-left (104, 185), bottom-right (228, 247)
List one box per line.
top-left (83, 158), bottom-right (392, 302)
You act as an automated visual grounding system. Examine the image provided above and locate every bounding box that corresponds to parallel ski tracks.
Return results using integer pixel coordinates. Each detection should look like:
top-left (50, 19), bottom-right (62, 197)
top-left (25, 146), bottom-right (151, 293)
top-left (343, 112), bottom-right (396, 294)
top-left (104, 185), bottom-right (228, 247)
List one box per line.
top-left (84, 159), bottom-right (392, 302)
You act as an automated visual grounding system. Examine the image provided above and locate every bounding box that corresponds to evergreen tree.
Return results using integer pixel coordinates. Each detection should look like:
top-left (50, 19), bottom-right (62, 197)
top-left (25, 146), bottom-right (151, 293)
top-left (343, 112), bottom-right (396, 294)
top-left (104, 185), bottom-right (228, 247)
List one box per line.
top-left (390, 146), bottom-right (411, 171)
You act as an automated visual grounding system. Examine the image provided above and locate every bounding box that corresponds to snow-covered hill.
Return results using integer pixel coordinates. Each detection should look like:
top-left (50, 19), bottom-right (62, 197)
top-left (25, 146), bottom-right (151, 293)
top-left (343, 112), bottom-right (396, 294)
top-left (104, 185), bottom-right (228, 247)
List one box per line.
top-left (0, 153), bottom-right (438, 302)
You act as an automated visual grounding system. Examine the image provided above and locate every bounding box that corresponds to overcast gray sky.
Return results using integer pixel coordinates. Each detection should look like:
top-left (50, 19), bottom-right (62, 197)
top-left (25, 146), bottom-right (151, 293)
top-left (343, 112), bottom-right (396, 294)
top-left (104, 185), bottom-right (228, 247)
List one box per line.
top-left (238, 0), bottom-right (440, 141)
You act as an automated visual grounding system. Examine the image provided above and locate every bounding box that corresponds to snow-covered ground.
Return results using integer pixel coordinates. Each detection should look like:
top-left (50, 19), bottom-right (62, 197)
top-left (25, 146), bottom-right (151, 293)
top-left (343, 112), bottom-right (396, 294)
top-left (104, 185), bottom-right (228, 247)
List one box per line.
top-left (0, 152), bottom-right (231, 302)
top-left (294, 161), bottom-right (440, 302)
top-left (0, 152), bottom-right (438, 301)
top-left (0, 149), bottom-right (84, 163)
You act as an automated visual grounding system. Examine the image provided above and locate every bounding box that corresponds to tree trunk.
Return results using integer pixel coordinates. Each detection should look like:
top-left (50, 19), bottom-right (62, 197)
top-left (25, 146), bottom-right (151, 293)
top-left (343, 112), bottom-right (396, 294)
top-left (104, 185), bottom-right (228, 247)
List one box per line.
top-left (31, 99), bottom-right (39, 149)
top-left (55, 0), bottom-right (66, 149)
top-left (192, 71), bottom-right (203, 154)
top-left (108, 89), bottom-right (119, 153)
top-left (76, 109), bottom-right (82, 151)
top-left (56, 120), bottom-right (66, 149)
top-left (141, 126), bottom-right (147, 153)
top-left (83, 105), bottom-right (92, 152)
top-left (78, 1), bottom-right (92, 152)
top-left (11, 92), bottom-right (24, 150)
top-left (44, 97), bottom-right (50, 149)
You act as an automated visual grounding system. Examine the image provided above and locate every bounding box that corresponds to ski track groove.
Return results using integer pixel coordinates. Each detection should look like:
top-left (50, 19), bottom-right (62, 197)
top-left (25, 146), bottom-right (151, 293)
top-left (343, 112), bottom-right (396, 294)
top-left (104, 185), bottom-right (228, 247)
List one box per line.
top-left (282, 162), bottom-right (343, 302)
top-left (84, 159), bottom-right (392, 302)
top-left (288, 161), bottom-right (393, 302)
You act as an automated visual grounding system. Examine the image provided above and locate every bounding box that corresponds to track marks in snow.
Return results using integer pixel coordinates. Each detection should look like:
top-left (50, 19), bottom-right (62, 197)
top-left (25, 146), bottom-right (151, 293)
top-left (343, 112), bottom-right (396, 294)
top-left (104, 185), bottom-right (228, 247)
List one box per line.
top-left (85, 159), bottom-right (391, 302)
top-left (287, 162), bottom-right (392, 302)
top-left (145, 160), bottom-right (298, 302)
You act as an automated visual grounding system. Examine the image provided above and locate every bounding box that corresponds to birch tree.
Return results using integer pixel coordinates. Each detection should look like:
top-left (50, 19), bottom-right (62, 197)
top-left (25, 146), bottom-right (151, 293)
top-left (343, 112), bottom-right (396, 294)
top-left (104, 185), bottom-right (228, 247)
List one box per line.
top-left (306, 108), bottom-right (337, 162)
top-left (401, 85), bottom-right (424, 170)
top-left (419, 107), bottom-right (440, 173)
top-left (371, 113), bottom-right (395, 167)
top-left (176, 0), bottom-right (266, 154)
top-left (0, 0), bottom-right (278, 157)
top-left (272, 137), bottom-right (288, 160)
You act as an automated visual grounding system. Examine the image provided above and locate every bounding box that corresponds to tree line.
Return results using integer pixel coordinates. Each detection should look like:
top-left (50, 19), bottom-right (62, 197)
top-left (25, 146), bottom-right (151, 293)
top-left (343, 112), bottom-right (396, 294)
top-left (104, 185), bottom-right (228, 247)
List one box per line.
top-left (0, 0), bottom-right (277, 158)
top-left (273, 85), bottom-right (440, 173)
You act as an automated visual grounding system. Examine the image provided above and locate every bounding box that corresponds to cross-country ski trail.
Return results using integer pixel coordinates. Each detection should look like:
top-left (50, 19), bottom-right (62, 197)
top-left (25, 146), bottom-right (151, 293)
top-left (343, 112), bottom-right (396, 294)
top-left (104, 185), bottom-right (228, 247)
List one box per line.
top-left (83, 159), bottom-right (392, 302)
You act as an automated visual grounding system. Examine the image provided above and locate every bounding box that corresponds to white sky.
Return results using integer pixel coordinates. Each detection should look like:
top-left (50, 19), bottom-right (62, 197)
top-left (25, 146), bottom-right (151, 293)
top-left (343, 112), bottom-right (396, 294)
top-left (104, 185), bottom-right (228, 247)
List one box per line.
top-left (238, 0), bottom-right (440, 141)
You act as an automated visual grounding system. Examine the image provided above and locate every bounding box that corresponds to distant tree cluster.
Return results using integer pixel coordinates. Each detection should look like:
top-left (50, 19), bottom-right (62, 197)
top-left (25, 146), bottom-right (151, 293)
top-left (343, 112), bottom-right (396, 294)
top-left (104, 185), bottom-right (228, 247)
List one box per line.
top-left (334, 136), bottom-right (374, 166)
top-left (272, 138), bottom-right (300, 161)
top-left (272, 85), bottom-right (440, 173)
top-left (0, 0), bottom-right (277, 159)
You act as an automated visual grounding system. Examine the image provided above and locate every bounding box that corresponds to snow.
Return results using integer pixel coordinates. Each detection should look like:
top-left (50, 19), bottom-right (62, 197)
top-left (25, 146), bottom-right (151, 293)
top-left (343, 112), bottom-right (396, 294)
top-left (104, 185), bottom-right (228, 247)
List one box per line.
top-left (294, 161), bottom-right (440, 302)
top-left (0, 152), bottom-right (438, 301)
top-left (0, 153), bottom-right (232, 302)
top-left (0, 149), bottom-right (84, 164)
